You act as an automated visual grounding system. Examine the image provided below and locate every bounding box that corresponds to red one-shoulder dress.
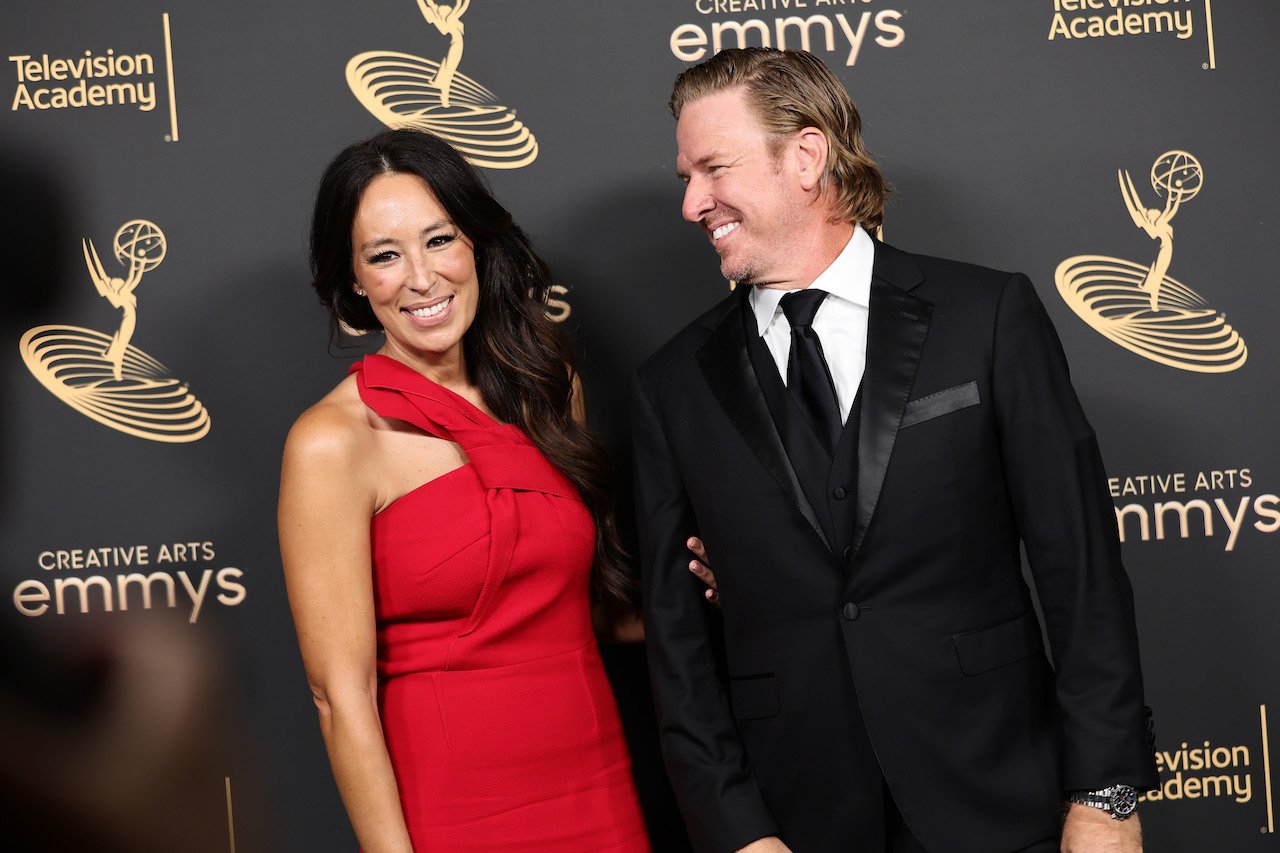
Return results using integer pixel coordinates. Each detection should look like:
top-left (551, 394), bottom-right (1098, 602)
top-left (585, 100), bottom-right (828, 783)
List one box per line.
top-left (353, 355), bottom-right (649, 852)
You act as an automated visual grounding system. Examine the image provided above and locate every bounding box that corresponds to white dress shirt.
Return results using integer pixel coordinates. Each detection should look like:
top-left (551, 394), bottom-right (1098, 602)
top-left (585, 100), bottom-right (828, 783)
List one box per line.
top-left (749, 226), bottom-right (873, 424)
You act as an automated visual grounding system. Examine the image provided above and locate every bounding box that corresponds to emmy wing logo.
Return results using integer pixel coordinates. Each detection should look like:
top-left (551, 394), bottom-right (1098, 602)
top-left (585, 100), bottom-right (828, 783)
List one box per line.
top-left (1056, 151), bottom-right (1246, 373)
top-left (19, 220), bottom-right (211, 442)
top-left (346, 0), bottom-right (538, 169)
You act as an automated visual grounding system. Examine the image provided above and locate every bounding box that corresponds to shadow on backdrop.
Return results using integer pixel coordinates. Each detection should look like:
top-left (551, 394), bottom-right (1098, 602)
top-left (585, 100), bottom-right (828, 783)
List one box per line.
top-left (0, 142), bottom-right (259, 852)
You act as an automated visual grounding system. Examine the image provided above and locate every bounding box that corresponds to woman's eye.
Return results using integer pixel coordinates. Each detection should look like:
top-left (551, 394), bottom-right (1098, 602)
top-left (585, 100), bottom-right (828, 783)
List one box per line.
top-left (368, 251), bottom-right (397, 264)
top-left (427, 233), bottom-right (456, 248)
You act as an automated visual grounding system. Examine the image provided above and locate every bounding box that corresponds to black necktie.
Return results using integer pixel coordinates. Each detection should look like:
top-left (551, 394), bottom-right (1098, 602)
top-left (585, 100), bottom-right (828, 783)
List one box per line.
top-left (780, 289), bottom-right (842, 456)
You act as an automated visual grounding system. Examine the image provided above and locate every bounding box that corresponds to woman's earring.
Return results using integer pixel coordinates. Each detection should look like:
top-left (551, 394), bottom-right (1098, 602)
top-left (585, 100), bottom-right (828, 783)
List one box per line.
top-left (354, 288), bottom-right (366, 297)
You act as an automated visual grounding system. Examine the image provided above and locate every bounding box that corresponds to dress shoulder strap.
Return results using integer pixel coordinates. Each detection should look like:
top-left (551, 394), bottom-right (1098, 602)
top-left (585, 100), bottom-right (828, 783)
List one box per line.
top-left (351, 355), bottom-right (579, 500)
top-left (352, 354), bottom-right (495, 441)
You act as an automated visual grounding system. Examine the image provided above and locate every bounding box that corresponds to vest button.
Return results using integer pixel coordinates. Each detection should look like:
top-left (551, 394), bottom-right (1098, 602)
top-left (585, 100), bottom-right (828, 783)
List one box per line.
top-left (832, 486), bottom-right (848, 500)
top-left (842, 601), bottom-right (861, 621)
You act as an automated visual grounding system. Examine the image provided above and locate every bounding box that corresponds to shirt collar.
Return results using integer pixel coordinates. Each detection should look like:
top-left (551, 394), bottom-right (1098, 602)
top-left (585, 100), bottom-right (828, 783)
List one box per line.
top-left (749, 226), bottom-right (875, 336)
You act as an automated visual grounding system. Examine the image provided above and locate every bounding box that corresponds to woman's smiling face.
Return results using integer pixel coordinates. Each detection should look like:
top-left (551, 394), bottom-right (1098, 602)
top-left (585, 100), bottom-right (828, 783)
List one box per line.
top-left (351, 171), bottom-right (480, 372)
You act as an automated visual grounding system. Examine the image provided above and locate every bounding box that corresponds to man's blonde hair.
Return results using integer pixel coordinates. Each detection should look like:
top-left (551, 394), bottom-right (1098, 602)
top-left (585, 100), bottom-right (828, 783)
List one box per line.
top-left (670, 47), bottom-right (890, 232)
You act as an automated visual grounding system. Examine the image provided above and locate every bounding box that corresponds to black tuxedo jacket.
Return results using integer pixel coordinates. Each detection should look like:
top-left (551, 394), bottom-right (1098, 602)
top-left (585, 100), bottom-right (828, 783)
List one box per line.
top-left (633, 239), bottom-right (1156, 853)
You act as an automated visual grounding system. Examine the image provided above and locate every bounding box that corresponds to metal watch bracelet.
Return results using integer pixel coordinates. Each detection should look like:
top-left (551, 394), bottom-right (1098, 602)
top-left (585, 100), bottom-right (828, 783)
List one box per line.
top-left (1067, 784), bottom-right (1139, 821)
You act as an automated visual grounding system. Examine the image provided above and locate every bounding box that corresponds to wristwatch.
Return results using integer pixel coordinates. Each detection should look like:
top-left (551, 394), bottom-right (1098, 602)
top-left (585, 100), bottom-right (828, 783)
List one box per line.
top-left (1067, 784), bottom-right (1139, 820)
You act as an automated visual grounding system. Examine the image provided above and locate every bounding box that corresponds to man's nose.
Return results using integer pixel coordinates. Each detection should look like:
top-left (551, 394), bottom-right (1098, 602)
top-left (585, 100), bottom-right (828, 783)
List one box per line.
top-left (681, 177), bottom-right (713, 224)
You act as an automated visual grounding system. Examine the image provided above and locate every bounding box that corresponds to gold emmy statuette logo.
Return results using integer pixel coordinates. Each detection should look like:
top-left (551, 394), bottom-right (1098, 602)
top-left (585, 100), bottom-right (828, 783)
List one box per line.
top-left (347, 0), bottom-right (538, 169)
top-left (19, 220), bottom-right (211, 442)
top-left (1056, 151), bottom-right (1246, 373)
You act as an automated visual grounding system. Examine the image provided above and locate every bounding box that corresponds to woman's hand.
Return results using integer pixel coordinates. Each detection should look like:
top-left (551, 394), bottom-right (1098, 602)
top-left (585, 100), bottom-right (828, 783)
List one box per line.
top-left (686, 536), bottom-right (719, 607)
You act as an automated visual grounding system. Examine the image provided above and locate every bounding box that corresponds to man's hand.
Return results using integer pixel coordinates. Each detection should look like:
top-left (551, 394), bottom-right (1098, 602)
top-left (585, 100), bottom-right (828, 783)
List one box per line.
top-left (736, 837), bottom-right (792, 853)
top-left (687, 536), bottom-right (720, 606)
top-left (1061, 803), bottom-right (1142, 852)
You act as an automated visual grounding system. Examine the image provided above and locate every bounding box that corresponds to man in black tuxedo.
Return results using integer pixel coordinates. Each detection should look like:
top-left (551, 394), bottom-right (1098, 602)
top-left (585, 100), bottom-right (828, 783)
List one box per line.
top-left (633, 48), bottom-right (1156, 853)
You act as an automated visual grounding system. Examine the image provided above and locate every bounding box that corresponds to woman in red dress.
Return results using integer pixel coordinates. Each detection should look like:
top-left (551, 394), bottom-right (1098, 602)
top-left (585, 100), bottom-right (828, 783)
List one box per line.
top-left (279, 129), bottom-right (649, 851)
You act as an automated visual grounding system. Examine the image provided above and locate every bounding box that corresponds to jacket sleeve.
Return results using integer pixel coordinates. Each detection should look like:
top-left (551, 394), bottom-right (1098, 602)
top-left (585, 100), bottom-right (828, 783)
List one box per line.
top-left (990, 273), bottom-right (1157, 790)
top-left (631, 370), bottom-right (780, 852)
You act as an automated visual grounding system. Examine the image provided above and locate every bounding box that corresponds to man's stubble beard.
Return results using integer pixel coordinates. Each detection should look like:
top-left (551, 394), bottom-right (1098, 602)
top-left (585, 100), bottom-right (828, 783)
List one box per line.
top-left (717, 233), bottom-right (763, 286)
top-left (721, 258), bottom-right (757, 287)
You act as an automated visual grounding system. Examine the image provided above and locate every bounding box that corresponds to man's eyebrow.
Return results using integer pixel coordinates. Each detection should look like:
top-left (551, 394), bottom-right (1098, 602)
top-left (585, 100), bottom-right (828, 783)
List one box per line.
top-left (676, 151), bottom-right (724, 180)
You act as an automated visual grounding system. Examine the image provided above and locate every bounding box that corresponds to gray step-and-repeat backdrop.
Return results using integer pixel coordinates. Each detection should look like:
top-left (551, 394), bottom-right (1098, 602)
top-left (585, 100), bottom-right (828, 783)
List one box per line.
top-left (2, 1), bottom-right (1276, 850)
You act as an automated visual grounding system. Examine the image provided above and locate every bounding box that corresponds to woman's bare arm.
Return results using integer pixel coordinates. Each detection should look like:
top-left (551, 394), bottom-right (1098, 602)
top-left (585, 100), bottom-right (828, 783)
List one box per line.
top-left (279, 402), bottom-right (413, 852)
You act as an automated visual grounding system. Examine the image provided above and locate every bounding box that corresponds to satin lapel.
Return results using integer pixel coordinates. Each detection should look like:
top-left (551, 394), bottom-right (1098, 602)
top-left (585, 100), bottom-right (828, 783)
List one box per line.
top-left (696, 293), bottom-right (832, 554)
top-left (852, 249), bottom-right (932, 561)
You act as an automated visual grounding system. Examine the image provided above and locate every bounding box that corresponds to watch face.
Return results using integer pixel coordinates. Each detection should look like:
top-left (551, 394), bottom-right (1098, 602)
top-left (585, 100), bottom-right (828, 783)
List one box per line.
top-left (1110, 785), bottom-right (1139, 816)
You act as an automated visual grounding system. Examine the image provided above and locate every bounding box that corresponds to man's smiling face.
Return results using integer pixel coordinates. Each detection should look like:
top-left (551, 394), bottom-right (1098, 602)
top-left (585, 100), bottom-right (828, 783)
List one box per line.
top-left (676, 86), bottom-right (809, 289)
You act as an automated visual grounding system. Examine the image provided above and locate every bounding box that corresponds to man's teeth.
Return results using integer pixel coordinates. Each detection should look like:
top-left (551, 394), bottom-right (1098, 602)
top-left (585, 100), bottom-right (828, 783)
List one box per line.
top-left (408, 298), bottom-right (451, 318)
top-left (712, 222), bottom-right (739, 240)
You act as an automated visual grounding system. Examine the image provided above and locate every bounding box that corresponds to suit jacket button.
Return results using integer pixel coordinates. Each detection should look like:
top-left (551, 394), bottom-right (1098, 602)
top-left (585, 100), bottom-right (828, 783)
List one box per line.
top-left (842, 601), bottom-right (860, 621)
top-left (832, 486), bottom-right (848, 500)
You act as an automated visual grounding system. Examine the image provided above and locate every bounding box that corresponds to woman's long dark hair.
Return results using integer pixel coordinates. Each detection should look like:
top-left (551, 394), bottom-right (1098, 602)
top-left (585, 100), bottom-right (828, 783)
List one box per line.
top-left (310, 129), bottom-right (635, 609)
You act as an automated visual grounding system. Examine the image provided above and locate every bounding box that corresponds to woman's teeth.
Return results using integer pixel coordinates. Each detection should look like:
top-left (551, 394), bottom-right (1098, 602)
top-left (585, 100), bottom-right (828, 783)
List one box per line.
top-left (408, 297), bottom-right (451, 318)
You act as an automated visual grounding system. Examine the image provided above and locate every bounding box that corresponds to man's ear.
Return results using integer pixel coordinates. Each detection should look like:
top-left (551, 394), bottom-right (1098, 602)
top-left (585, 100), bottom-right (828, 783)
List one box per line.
top-left (794, 127), bottom-right (829, 193)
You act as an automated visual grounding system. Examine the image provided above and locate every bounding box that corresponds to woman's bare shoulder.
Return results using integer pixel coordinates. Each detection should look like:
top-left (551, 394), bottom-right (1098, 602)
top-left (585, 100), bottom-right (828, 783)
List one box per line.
top-left (284, 373), bottom-right (371, 469)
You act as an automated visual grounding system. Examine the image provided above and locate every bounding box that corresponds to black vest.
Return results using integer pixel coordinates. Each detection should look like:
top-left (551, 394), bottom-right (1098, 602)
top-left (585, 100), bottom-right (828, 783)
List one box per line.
top-left (742, 300), bottom-right (862, 565)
